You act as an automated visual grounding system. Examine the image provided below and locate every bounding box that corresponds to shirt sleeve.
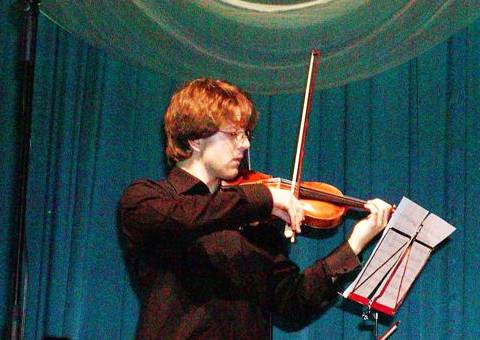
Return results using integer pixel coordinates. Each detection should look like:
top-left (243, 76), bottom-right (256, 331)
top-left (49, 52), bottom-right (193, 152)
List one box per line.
top-left (270, 240), bottom-right (360, 322)
top-left (120, 180), bottom-right (273, 241)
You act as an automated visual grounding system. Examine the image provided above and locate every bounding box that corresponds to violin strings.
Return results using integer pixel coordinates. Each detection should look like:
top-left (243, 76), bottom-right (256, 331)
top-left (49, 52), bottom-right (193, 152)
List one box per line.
top-left (278, 179), bottom-right (367, 208)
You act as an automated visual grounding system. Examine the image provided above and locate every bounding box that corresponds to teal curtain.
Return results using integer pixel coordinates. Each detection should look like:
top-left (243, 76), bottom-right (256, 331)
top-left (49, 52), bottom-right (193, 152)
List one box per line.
top-left (39, 0), bottom-right (480, 94)
top-left (1, 0), bottom-right (480, 338)
top-left (0, 1), bottom-right (22, 336)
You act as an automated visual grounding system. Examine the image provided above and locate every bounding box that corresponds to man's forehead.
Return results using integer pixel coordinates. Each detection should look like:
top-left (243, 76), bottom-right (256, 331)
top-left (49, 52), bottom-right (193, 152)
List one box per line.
top-left (224, 107), bottom-right (251, 128)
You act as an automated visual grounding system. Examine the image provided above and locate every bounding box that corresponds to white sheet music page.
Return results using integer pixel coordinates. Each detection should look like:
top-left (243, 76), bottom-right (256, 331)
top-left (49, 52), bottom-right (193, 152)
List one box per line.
top-left (417, 213), bottom-right (456, 247)
top-left (343, 229), bottom-right (408, 299)
top-left (372, 241), bottom-right (431, 311)
top-left (342, 197), bottom-right (456, 315)
top-left (388, 197), bottom-right (429, 235)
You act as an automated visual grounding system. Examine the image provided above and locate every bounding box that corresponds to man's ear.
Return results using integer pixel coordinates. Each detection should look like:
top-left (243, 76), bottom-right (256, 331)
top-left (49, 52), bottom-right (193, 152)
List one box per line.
top-left (187, 139), bottom-right (202, 153)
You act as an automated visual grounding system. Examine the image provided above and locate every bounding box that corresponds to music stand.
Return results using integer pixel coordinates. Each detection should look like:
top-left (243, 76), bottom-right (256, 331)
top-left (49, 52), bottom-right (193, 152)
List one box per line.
top-left (342, 197), bottom-right (456, 339)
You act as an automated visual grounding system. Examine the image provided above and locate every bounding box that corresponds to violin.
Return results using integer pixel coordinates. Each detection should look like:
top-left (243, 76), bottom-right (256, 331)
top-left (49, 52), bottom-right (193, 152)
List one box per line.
top-left (228, 50), bottom-right (379, 241)
top-left (224, 170), bottom-right (369, 229)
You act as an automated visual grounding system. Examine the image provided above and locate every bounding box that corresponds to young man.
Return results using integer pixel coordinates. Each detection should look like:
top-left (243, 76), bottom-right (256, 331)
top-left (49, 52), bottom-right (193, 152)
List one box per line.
top-left (120, 78), bottom-right (391, 339)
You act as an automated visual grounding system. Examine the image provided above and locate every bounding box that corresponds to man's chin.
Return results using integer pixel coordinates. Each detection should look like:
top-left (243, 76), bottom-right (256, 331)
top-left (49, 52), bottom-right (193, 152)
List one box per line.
top-left (221, 168), bottom-right (239, 181)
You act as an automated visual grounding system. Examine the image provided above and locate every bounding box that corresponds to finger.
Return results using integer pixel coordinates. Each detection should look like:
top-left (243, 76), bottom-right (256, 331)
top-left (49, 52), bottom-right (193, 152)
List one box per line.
top-left (287, 199), bottom-right (303, 234)
top-left (299, 209), bottom-right (305, 230)
top-left (371, 199), bottom-right (390, 224)
top-left (376, 203), bottom-right (386, 228)
top-left (365, 201), bottom-right (379, 226)
top-left (286, 206), bottom-right (296, 233)
top-left (372, 199), bottom-right (392, 229)
top-left (284, 224), bottom-right (294, 238)
top-left (383, 203), bottom-right (393, 227)
top-left (381, 205), bottom-right (390, 227)
top-left (290, 207), bottom-right (301, 234)
top-left (296, 212), bottom-right (303, 234)
top-left (364, 201), bottom-right (377, 214)
top-left (297, 205), bottom-right (305, 233)
top-left (295, 212), bottom-right (302, 233)
top-left (377, 203), bottom-right (384, 227)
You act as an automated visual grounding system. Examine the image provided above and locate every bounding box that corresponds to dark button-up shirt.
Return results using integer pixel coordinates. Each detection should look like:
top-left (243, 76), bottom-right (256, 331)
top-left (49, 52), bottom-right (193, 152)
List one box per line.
top-left (119, 166), bottom-right (360, 339)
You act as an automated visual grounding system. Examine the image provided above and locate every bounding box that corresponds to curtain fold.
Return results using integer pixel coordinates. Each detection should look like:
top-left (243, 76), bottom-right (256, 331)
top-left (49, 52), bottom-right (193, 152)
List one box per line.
top-left (1, 1), bottom-right (480, 339)
top-left (0, 0), bottom-right (23, 335)
top-left (39, 0), bottom-right (480, 94)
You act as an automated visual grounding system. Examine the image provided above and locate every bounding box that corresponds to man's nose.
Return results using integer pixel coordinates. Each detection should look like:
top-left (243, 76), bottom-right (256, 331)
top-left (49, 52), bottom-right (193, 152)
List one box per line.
top-left (239, 136), bottom-right (250, 150)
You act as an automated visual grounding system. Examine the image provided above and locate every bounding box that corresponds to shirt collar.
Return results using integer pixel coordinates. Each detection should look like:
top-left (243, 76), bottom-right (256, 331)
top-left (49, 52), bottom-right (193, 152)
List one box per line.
top-left (167, 166), bottom-right (211, 194)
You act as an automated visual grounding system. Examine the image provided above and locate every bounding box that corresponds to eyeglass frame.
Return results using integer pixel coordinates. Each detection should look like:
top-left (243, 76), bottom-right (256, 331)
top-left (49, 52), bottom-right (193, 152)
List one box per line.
top-left (217, 129), bottom-right (252, 143)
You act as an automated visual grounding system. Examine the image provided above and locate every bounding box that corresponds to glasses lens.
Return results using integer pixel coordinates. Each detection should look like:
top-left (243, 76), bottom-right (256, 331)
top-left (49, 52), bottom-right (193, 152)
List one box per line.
top-left (220, 130), bottom-right (250, 143)
top-left (237, 131), bottom-right (251, 143)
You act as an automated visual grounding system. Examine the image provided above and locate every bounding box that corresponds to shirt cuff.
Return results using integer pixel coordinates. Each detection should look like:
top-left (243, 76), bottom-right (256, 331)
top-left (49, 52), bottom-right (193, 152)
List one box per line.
top-left (323, 241), bottom-right (361, 278)
top-left (239, 184), bottom-right (273, 221)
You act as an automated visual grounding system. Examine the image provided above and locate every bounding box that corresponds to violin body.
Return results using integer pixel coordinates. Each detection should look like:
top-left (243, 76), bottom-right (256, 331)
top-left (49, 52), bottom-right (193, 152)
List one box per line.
top-left (224, 170), bottom-right (366, 229)
top-left (298, 182), bottom-right (346, 228)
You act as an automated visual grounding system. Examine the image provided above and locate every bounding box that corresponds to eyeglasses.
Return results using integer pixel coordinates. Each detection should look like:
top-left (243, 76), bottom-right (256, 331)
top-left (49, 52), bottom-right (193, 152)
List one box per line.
top-left (218, 130), bottom-right (251, 143)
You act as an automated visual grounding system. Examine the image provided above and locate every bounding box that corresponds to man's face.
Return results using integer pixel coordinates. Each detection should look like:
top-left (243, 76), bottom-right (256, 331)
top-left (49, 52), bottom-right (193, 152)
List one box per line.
top-left (198, 125), bottom-right (250, 181)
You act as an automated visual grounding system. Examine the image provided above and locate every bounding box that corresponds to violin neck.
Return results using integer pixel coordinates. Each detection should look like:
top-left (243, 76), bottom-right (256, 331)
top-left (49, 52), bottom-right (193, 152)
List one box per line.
top-left (300, 187), bottom-right (368, 211)
top-left (277, 179), bottom-right (368, 211)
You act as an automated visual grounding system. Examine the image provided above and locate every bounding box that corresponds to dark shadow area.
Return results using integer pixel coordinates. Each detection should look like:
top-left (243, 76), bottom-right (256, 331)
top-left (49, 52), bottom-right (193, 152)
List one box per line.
top-left (300, 224), bottom-right (339, 240)
top-left (115, 204), bottom-right (144, 297)
top-left (115, 205), bottom-right (143, 336)
top-left (337, 298), bottom-right (394, 327)
top-left (2, 1), bottom-right (32, 339)
top-left (272, 297), bottom-right (339, 332)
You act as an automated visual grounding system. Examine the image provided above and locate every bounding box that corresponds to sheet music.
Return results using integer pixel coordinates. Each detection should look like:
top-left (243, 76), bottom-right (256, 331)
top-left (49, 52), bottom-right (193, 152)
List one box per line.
top-left (417, 213), bottom-right (456, 247)
top-left (343, 197), bottom-right (456, 315)
top-left (373, 241), bottom-right (430, 309)
top-left (344, 229), bottom-right (408, 298)
top-left (387, 197), bottom-right (428, 235)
